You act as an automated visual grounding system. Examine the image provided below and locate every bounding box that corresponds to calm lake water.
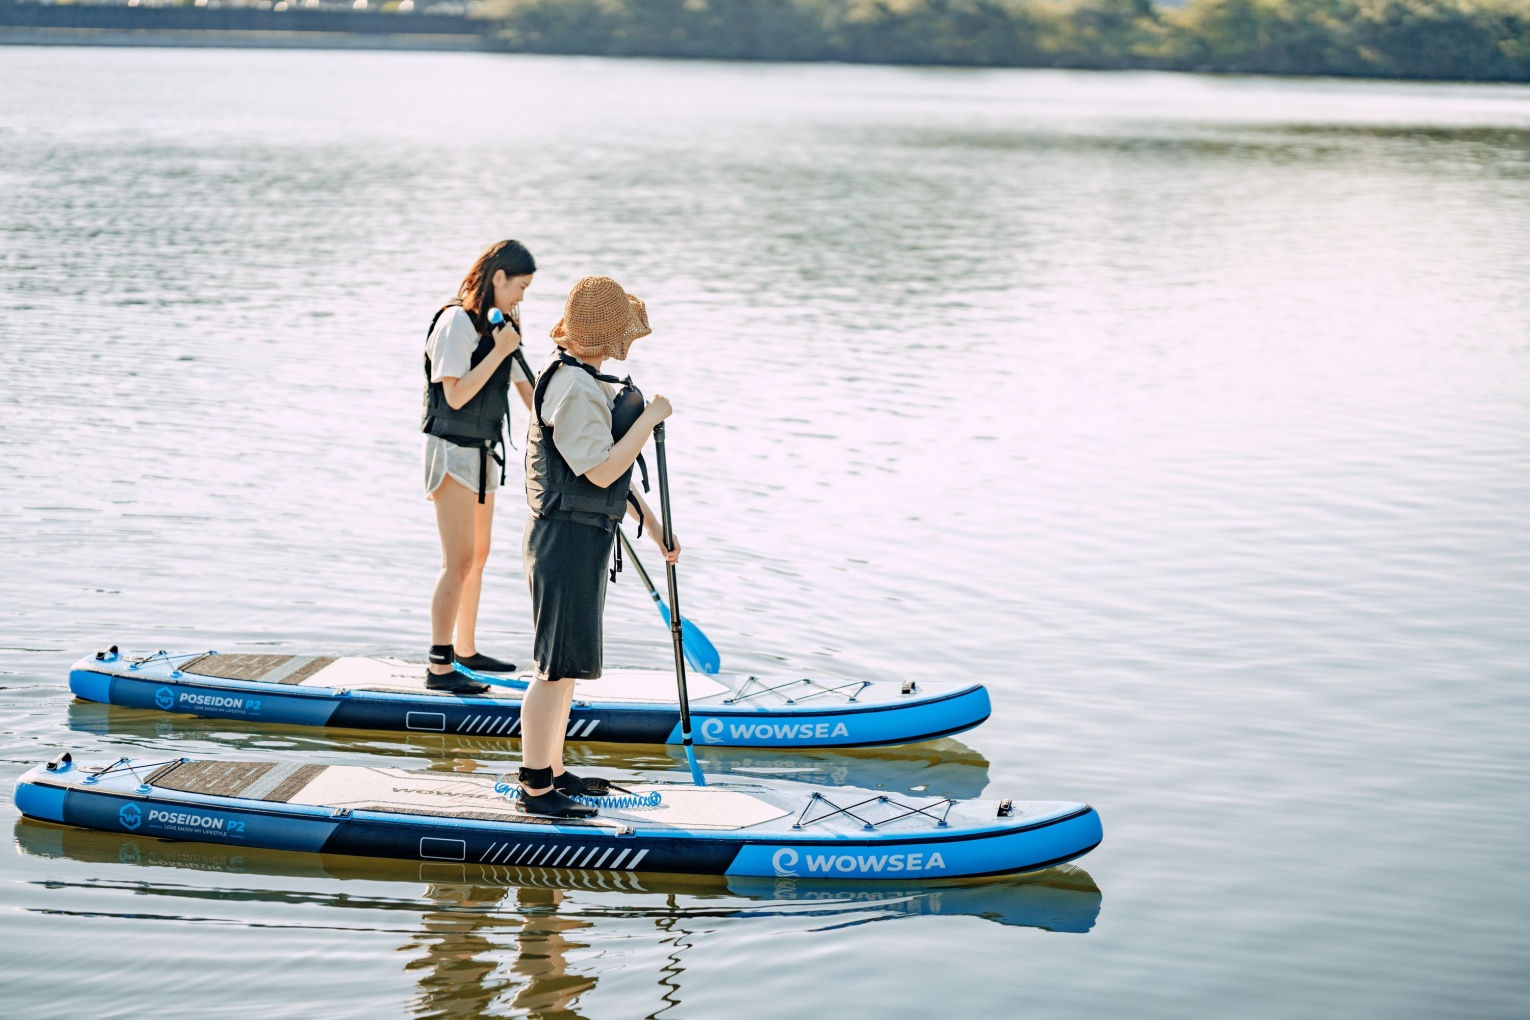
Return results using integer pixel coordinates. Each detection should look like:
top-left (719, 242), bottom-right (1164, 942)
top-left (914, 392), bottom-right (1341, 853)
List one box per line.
top-left (2, 46), bottom-right (1528, 1019)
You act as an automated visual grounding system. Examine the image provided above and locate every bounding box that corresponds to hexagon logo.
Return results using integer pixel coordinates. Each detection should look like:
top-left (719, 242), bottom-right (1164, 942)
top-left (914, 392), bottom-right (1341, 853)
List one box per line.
top-left (154, 687), bottom-right (175, 711)
top-left (118, 802), bottom-right (143, 831)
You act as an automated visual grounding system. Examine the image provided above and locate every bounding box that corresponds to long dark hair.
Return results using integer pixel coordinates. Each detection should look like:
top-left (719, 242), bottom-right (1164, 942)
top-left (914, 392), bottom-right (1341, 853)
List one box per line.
top-left (458, 240), bottom-right (537, 322)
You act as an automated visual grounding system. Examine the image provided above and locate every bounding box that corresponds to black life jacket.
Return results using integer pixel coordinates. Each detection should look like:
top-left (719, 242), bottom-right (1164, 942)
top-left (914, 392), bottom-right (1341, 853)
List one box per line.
top-left (420, 302), bottom-right (516, 503)
top-left (526, 352), bottom-right (650, 531)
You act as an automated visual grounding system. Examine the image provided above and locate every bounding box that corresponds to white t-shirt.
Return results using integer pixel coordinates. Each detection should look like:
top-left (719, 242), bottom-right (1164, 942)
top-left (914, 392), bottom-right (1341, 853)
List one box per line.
top-left (538, 355), bottom-right (617, 478)
top-left (426, 306), bottom-right (530, 384)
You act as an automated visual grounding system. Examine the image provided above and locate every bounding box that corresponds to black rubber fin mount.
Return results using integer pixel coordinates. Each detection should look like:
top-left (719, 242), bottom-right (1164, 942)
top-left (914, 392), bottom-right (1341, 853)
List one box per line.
top-left (997, 799), bottom-right (1014, 818)
top-left (95, 645), bottom-right (119, 661)
top-left (46, 752), bottom-right (72, 772)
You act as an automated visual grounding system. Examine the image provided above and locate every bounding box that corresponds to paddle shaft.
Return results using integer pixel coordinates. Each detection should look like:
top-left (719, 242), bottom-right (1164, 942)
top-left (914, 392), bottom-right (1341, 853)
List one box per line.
top-left (652, 423), bottom-right (695, 746)
top-left (486, 306), bottom-right (537, 387)
top-left (512, 347), bottom-right (536, 388)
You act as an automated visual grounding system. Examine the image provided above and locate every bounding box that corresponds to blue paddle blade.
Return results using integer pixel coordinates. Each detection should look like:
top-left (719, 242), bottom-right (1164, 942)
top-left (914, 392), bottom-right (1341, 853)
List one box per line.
top-left (683, 743), bottom-right (706, 787)
top-left (655, 601), bottom-right (722, 675)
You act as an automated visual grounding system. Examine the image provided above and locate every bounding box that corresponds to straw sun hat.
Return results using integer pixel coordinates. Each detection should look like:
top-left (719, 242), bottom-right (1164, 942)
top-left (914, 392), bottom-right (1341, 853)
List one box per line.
top-left (550, 276), bottom-right (651, 361)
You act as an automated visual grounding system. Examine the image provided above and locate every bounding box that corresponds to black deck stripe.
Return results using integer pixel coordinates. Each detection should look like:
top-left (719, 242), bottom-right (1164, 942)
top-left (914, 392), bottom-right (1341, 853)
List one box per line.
top-left (144, 760), bottom-right (188, 786)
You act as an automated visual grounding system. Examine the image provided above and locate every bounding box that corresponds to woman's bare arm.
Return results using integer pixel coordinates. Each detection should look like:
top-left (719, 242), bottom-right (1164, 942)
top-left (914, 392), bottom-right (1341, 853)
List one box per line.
top-left (627, 491), bottom-right (680, 563)
top-left (440, 325), bottom-right (521, 409)
top-left (584, 395), bottom-right (672, 488)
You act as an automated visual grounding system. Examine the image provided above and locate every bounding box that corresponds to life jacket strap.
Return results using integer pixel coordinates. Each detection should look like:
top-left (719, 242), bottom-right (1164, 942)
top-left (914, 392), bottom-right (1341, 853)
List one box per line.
top-left (439, 434), bottom-right (505, 505)
top-left (625, 492), bottom-right (645, 540)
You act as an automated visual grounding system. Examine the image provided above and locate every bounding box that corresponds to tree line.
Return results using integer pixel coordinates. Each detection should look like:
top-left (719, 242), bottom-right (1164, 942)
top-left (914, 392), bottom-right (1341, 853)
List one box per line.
top-left (480, 0), bottom-right (1530, 81)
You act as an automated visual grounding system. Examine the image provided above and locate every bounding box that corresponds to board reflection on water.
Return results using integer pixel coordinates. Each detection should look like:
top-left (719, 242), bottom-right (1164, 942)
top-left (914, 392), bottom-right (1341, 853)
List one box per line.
top-left (15, 820), bottom-right (1100, 1015)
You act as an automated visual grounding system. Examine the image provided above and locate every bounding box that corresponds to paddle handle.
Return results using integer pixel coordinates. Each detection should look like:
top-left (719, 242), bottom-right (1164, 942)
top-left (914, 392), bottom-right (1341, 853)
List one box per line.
top-left (653, 423), bottom-right (694, 742)
top-left (488, 307), bottom-right (538, 386)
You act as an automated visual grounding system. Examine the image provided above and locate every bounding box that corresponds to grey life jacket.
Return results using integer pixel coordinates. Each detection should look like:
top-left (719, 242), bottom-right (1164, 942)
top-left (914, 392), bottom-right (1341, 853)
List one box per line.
top-left (526, 352), bottom-right (649, 531)
top-left (420, 302), bottom-right (515, 503)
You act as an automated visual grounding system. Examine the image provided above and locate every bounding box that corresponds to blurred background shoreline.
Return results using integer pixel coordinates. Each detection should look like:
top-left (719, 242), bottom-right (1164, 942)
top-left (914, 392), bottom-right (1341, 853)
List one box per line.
top-left (3, 0), bottom-right (1530, 83)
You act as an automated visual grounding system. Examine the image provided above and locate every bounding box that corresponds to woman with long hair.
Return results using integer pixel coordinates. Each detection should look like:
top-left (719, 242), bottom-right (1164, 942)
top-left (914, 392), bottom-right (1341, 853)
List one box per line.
top-left (516, 276), bottom-right (679, 816)
top-left (420, 240), bottom-right (537, 693)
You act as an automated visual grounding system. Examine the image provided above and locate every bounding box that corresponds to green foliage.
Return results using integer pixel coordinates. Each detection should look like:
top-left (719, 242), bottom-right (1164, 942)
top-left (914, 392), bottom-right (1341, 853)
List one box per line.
top-left (489, 0), bottom-right (1530, 81)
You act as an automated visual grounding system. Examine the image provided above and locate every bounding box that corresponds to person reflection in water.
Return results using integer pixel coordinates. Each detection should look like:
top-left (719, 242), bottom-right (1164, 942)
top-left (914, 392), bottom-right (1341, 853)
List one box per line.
top-left (405, 878), bottom-right (596, 1018)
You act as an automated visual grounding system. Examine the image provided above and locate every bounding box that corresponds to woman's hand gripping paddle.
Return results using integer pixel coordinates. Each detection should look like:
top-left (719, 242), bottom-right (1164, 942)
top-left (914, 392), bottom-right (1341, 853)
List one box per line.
top-left (654, 421), bottom-right (706, 787)
top-left (487, 307), bottom-right (537, 384)
top-left (617, 526), bottom-right (721, 675)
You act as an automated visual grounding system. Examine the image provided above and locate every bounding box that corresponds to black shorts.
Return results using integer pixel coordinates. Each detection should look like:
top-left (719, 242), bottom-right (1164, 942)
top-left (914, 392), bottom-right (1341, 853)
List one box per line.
top-left (522, 514), bottom-right (615, 682)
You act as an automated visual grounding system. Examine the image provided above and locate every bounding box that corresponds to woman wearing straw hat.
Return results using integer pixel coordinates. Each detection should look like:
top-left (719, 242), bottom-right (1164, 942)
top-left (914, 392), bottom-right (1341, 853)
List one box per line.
top-left (516, 276), bottom-right (678, 818)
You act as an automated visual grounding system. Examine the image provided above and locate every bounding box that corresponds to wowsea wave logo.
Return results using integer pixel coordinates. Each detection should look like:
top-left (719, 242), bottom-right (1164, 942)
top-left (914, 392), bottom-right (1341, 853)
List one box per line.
top-left (154, 687), bottom-right (175, 711)
top-left (700, 718), bottom-right (724, 744)
top-left (119, 803), bottom-right (143, 831)
top-left (772, 847), bottom-right (800, 876)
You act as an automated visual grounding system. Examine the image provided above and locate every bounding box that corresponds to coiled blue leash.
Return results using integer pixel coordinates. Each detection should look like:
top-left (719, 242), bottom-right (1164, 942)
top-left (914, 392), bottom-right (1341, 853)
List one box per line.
top-left (495, 775), bottom-right (663, 811)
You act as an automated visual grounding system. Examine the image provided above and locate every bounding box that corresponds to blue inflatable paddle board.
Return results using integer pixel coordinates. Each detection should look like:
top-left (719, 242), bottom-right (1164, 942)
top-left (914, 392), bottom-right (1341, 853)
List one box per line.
top-left (68, 649), bottom-right (992, 749)
top-left (15, 753), bottom-right (1101, 881)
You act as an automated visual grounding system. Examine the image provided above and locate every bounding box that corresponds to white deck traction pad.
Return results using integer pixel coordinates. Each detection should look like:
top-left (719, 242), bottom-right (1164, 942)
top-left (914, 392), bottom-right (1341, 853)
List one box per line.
top-left (297, 658), bottom-right (729, 702)
top-left (569, 670), bottom-right (730, 703)
top-left (285, 766), bottom-right (788, 831)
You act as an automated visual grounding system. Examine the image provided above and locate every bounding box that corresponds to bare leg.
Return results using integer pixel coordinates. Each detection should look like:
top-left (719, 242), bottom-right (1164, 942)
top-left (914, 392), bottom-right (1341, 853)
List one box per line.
top-left (429, 477), bottom-right (479, 675)
top-left (453, 492), bottom-right (496, 658)
top-left (550, 680), bottom-right (578, 779)
top-left (519, 677), bottom-right (572, 794)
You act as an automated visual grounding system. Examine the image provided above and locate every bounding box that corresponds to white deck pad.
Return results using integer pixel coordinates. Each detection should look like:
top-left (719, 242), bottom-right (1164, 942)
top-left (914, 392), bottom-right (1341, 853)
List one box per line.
top-left (610, 786), bottom-right (789, 830)
top-left (297, 658), bottom-right (729, 702)
top-left (289, 766), bottom-right (518, 815)
top-left (297, 658), bottom-right (493, 696)
top-left (286, 765), bottom-right (787, 831)
top-left (570, 669), bottom-right (730, 703)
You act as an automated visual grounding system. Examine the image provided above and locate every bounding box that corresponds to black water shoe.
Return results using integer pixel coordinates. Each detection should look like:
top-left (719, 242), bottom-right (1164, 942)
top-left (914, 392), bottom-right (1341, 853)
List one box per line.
top-left (425, 670), bottom-right (489, 695)
top-left (518, 788), bottom-right (599, 819)
top-left (554, 771), bottom-right (612, 798)
top-left (456, 652), bottom-right (517, 673)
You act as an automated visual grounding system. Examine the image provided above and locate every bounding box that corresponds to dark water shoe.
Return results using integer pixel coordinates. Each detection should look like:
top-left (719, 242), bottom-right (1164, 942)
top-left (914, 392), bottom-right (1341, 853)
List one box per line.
top-left (519, 788), bottom-right (599, 819)
top-left (425, 670), bottom-right (489, 695)
top-left (554, 770), bottom-right (612, 798)
top-left (455, 652), bottom-right (518, 673)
